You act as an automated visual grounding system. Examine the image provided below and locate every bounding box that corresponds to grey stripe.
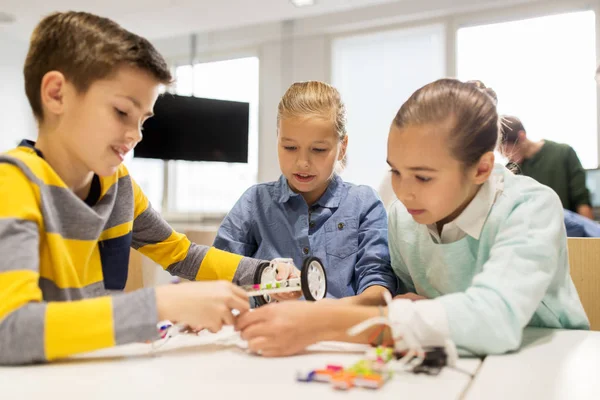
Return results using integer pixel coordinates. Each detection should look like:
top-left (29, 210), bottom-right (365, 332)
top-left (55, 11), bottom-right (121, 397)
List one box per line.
top-left (112, 288), bottom-right (159, 345)
top-left (166, 243), bottom-right (209, 280)
top-left (39, 278), bottom-right (110, 301)
top-left (0, 155), bottom-right (105, 240)
top-left (233, 257), bottom-right (263, 286)
top-left (0, 155), bottom-right (134, 240)
top-left (0, 303), bottom-right (47, 365)
top-left (0, 218), bottom-right (39, 272)
top-left (41, 185), bottom-right (106, 240)
top-left (131, 205), bottom-right (173, 249)
top-left (103, 175), bottom-right (134, 230)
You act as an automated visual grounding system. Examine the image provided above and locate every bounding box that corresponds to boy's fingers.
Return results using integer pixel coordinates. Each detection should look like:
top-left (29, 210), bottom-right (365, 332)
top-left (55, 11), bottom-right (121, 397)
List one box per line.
top-left (231, 284), bottom-right (248, 298)
top-left (221, 310), bottom-right (235, 326)
top-left (227, 294), bottom-right (250, 313)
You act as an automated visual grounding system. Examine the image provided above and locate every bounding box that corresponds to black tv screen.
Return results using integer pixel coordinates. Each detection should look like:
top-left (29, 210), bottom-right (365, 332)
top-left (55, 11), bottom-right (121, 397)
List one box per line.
top-left (135, 94), bottom-right (249, 163)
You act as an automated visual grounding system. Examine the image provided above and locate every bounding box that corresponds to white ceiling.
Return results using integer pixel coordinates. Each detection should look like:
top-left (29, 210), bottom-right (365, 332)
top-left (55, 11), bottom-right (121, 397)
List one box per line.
top-left (0, 0), bottom-right (401, 40)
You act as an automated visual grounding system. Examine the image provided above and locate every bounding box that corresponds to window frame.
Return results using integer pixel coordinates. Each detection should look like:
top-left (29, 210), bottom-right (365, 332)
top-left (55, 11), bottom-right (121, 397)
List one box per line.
top-left (326, 0), bottom-right (600, 168)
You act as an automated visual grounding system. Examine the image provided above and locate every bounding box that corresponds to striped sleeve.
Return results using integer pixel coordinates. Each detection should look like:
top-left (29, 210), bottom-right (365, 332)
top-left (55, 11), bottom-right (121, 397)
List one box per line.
top-left (0, 162), bottom-right (159, 365)
top-left (130, 177), bottom-right (261, 285)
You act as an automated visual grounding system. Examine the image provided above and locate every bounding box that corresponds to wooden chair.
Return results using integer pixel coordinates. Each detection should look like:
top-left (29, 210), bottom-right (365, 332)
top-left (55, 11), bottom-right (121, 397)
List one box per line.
top-left (124, 249), bottom-right (145, 292)
top-left (567, 238), bottom-right (600, 331)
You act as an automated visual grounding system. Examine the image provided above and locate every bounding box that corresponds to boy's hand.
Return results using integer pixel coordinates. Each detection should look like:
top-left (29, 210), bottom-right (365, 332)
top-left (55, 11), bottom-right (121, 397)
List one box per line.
top-left (156, 281), bottom-right (250, 333)
top-left (235, 301), bottom-right (323, 356)
top-left (269, 261), bottom-right (302, 302)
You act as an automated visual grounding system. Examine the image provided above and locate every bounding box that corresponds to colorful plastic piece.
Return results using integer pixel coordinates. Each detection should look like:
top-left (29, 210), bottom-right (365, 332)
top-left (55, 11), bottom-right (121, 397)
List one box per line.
top-left (296, 292), bottom-right (459, 391)
top-left (296, 348), bottom-right (393, 391)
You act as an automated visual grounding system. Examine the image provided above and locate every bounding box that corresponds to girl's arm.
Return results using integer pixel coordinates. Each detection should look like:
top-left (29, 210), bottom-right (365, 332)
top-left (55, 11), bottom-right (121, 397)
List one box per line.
top-left (213, 186), bottom-right (258, 256)
top-left (350, 187), bottom-right (399, 303)
top-left (236, 301), bottom-right (388, 357)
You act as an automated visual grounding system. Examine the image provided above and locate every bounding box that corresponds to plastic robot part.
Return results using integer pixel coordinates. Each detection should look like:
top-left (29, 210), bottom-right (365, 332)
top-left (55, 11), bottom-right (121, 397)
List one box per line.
top-left (348, 291), bottom-right (458, 372)
top-left (150, 320), bottom-right (187, 352)
top-left (297, 292), bottom-right (459, 391)
top-left (248, 257), bottom-right (328, 306)
top-left (296, 354), bottom-right (392, 391)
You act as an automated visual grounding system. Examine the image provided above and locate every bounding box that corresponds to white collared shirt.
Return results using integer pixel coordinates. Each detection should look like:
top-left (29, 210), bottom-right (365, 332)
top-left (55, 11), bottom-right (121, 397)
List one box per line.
top-left (426, 174), bottom-right (504, 244)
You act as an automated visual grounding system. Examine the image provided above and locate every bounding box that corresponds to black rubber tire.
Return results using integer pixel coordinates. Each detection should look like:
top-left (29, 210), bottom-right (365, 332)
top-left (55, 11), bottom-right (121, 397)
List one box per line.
top-left (300, 256), bottom-right (327, 301)
top-left (253, 261), bottom-right (271, 307)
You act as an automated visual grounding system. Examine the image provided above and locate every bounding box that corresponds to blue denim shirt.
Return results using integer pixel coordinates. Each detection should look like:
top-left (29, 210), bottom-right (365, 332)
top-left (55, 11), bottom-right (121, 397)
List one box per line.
top-left (213, 174), bottom-right (398, 298)
top-left (564, 209), bottom-right (600, 237)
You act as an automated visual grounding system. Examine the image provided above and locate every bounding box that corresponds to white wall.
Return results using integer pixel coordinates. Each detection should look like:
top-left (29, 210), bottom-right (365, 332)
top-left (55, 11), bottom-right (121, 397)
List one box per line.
top-left (0, 31), bottom-right (35, 152)
top-left (152, 20), bottom-right (332, 183)
top-left (151, 0), bottom-right (584, 184)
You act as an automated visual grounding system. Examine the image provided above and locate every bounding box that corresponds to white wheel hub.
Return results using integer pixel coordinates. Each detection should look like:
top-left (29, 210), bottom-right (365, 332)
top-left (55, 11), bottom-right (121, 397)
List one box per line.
top-left (306, 260), bottom-right (326, 300)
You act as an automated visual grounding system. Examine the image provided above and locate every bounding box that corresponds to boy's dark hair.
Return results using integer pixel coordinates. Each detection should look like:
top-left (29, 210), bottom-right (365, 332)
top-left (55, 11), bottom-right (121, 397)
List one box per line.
top-left (24, 11), bottom-right (173, 121)
top-left (500, 115), bottom-right (526, 144)
top-left (393, 79), bottom-right (499, 168)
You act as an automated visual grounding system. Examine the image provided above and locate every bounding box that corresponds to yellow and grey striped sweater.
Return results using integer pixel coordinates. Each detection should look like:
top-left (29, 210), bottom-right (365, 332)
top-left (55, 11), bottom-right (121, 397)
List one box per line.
top-left (0, 141), bottom-right (260, 365)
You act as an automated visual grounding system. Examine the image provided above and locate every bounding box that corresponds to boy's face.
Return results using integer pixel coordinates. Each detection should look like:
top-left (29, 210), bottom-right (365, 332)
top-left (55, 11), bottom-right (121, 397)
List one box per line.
top-left (387, 123), bottom-right (484, 227)
top-left (56, 66), bottom-right (160, 177)
top-left (277, 117), bottom-right (345, 202)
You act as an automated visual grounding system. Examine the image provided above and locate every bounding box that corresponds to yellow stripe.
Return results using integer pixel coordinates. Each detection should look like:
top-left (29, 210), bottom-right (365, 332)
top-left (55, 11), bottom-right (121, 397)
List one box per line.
top-left (99, 221), bottom-right (133, 241)
top-left (45, 296), bottom-right (115, 360)
top-left (0, 163), bottom-right (42, 221)
top-left (137, 231), bottom-right (189, 268)
top-left (196, 247), bottom-right (242, 282)
top-left (131, 177), bottom-right (149, 219)
top-left (100, 164), bottom-right (130, 198)
top-left (0, 270), bottom-right (42, 320)
top-left (39, 234), bottom-right (104, 288)
top-left (7, 146), bottom-right (125, 200)
top-left (6, 148), bottom-right (68, 188)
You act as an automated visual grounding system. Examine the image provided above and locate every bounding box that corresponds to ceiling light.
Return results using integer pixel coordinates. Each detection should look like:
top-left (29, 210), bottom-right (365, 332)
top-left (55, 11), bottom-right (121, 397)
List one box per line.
top-left (290, 0), bottom-right (316, 7)
top-left (0, 12), bottom-right (16, 24)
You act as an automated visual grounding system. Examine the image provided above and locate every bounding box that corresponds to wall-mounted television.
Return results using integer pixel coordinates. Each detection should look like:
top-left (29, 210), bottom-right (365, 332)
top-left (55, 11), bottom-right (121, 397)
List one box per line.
top-left (135, 94), bottom-right (249, 163)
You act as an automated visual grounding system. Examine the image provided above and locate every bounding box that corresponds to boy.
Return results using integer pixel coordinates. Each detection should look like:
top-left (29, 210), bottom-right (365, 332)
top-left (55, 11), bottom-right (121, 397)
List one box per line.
top-left (501, 115), bottom-right (594, 219)
top-left (0, 11), bottom-right (296, 365)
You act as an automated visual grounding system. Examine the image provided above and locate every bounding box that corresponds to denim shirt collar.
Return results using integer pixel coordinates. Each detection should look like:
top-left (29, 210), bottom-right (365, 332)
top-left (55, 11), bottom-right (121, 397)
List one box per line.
top-left (276, 174), bottom-right (344, 209)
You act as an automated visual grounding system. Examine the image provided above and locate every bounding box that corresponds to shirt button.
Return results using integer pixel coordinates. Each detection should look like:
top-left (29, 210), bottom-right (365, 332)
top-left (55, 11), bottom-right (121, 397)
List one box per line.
top-left (309, 221), bottom-right (315, 228)
top-left (338, 222), bottom-right (345, 230)
top-left (303, 247), bottom-right (309, 255)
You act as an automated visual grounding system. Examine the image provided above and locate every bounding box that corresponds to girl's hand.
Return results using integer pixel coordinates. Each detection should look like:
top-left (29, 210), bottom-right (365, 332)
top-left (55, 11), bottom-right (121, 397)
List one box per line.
top-left (269, 262), bottom-right (302, 302)
top-left (235, 302), bottom-right (324, 356)
top-left (394, 292), bottom-right (427, 301)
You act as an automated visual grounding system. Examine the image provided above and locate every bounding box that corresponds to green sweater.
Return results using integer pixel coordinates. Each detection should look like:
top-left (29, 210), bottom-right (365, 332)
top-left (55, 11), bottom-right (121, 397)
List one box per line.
top-left (515, 140), bottom-right (591, 212)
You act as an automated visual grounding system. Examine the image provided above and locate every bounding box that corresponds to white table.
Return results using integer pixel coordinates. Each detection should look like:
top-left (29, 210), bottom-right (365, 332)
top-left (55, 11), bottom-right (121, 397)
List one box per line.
top-left (0, 327), bottom-right (481, 400)
top-left (465, 328), bottom-right (600, 400)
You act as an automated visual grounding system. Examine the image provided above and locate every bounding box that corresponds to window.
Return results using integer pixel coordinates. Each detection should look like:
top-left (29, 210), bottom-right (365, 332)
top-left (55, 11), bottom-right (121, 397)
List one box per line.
top-left (127, 56), bottom-right (259, 215)
top-left (331, 25), bottom-right (446, 190)
top-left (457, 11), bottom-right (597, 168)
